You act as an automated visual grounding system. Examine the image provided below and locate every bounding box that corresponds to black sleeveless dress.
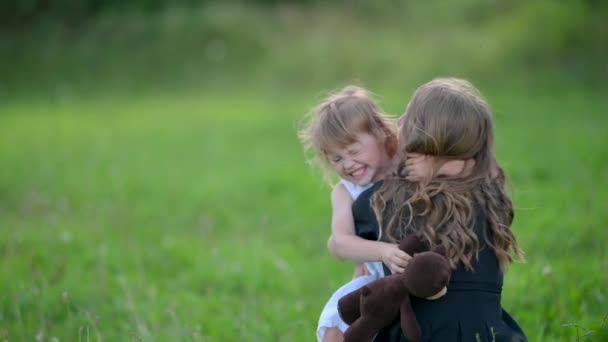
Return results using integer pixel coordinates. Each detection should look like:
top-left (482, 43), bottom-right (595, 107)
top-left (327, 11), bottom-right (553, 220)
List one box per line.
top-left (351, 183), bottom-right (527, 342)
top-left (351, 182), bottom-right (382, 241)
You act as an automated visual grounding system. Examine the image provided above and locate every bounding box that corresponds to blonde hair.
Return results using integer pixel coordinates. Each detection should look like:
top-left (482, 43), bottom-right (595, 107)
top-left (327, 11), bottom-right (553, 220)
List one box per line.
top-left (373, 78), bottom-right (524, 271)
top-left (298, 85), bottom-right (398, 182)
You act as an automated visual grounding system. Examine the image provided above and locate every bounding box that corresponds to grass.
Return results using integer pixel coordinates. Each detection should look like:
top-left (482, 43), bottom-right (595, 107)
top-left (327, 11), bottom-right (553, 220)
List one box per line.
top-left (1, 1), bottom-right (607, 340)
top-left (0, 83), bottom-right (606, 341)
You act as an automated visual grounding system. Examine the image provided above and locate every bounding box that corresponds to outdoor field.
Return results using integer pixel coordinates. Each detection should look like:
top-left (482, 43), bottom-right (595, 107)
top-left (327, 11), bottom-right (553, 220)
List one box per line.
top-left (1, 1), bottom-right (606, 341)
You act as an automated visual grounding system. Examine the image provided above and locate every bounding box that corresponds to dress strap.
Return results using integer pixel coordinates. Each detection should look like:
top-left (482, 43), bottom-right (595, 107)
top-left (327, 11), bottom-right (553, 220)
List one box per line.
top-left (341, 180), bottom-right (373, 200)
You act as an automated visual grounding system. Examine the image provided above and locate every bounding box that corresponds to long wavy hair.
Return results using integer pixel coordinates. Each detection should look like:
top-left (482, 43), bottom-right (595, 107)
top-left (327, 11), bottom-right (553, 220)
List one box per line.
top-left (372, 78), bottom-right (524, 271)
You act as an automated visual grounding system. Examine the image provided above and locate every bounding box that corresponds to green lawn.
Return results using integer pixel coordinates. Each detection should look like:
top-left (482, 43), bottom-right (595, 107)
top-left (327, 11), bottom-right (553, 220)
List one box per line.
top-left (0, 84), bottom-right (606, 341)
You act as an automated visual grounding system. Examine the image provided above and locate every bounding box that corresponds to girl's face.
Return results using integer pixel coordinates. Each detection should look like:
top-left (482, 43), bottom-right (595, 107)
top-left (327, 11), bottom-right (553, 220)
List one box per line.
top-left (327, 132), bottom-right (388, 186)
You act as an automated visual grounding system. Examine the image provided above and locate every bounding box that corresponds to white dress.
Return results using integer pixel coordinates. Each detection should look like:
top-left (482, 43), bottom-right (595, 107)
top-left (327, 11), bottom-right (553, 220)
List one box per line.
top-left (316, 180), bottom-right (384, 341)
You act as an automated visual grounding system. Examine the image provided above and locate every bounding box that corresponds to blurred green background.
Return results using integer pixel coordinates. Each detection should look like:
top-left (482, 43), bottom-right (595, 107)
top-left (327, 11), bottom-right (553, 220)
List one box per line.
top-left (1, 0), bottom-right (607, 341)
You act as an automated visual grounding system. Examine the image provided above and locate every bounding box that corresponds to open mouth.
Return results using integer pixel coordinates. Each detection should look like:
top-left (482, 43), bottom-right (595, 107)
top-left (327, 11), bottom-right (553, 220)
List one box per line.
top-left (350, 166), bottom-right (367, 179)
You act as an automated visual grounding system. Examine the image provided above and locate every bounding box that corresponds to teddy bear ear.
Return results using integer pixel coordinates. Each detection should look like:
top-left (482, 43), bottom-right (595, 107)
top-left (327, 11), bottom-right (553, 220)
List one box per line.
top-left (432, 245), bottom-right (448, 258)
top-left (399, 235), bottom-right (426, 255)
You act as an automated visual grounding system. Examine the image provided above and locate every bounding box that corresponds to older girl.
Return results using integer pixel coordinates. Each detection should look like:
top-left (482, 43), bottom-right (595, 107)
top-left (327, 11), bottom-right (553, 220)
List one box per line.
top-left (372, 78), bottom-right (527, 341)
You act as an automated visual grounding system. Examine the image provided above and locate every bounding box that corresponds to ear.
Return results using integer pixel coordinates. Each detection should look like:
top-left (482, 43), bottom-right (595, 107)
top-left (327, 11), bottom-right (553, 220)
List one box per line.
top-left (432, 245), bottom-right (448, 258)
top-left (399, 235), bottom-right (426, 255)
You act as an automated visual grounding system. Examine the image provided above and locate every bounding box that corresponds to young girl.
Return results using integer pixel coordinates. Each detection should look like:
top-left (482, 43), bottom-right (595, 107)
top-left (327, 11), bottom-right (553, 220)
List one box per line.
top-left (371, 78), bottom-right (527, 341)
top-left (299, 86), bottom-right (468, 342)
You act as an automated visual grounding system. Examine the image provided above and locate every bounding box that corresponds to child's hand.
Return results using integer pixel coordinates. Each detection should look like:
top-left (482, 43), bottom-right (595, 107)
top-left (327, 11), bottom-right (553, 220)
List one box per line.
top-left (381, 244), bottom-right (411, 274)
top-left (353, 263), bottom-right (371, 279)
top-left (438, 159), bottom-right (473, 177)
top-left (405, 153), bottom-right (474, 181)
top-left (404, 153), bottom-right (432, 181)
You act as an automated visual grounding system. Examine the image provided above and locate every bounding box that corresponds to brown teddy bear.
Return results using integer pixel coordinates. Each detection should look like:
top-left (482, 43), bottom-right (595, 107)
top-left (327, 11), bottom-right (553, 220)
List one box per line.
top-left (337, 235), bottom-right (451, 342)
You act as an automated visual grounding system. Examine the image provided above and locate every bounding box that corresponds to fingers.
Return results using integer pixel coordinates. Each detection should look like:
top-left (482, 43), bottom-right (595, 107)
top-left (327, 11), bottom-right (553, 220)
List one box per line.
top-left (382, 244), bottom-right (413, 274)
top-left (405, 156), bottom-right (425, 167)
top-left (390, 264), bottom-right (405, 274)
top-left (404, 166), bottom-right (420, 180)
top-left (389, 254), bottom-right (410, 269)
top-left (405, 174), bottom-right (418, 182)
top-left (395, 250), bottom-right (412, 261)
top-left (391, 260), bottom-right (409, 270)
top-left (405, 157), bottom-right (423, 165)
top-left (404, 154), bottom-right (430, 182)
top-left (387, 249), bottom-right (413, 274)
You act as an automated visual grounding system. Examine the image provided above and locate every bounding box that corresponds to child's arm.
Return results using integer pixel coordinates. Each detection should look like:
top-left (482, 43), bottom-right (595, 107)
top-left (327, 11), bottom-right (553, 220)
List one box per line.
top-left (327, 183), bottom-right (411, 273)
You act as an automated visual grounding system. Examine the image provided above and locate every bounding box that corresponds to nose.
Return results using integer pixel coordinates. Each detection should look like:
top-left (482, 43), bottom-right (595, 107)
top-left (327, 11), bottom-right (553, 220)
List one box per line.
top-left (343, 157), bottom-right (355, 170)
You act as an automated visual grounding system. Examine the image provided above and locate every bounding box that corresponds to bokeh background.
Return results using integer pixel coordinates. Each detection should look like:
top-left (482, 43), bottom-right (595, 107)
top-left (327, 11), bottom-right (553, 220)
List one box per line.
top-left (1, 0), bottom-right (607, 341)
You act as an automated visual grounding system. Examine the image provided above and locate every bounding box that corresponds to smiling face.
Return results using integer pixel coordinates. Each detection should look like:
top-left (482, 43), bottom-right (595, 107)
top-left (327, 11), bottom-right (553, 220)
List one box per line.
top-left (326, 132), bottom-right (388, 186)
top-left (300, 85), bottom-right (398, 185)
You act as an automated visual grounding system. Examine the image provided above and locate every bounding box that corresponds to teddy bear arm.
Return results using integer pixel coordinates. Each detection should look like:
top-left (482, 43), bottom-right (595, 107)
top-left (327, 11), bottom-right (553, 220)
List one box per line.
top-left (338, 287), bottom-right (365, 324)
top-left (400, 296), bottom-right (422, 342)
